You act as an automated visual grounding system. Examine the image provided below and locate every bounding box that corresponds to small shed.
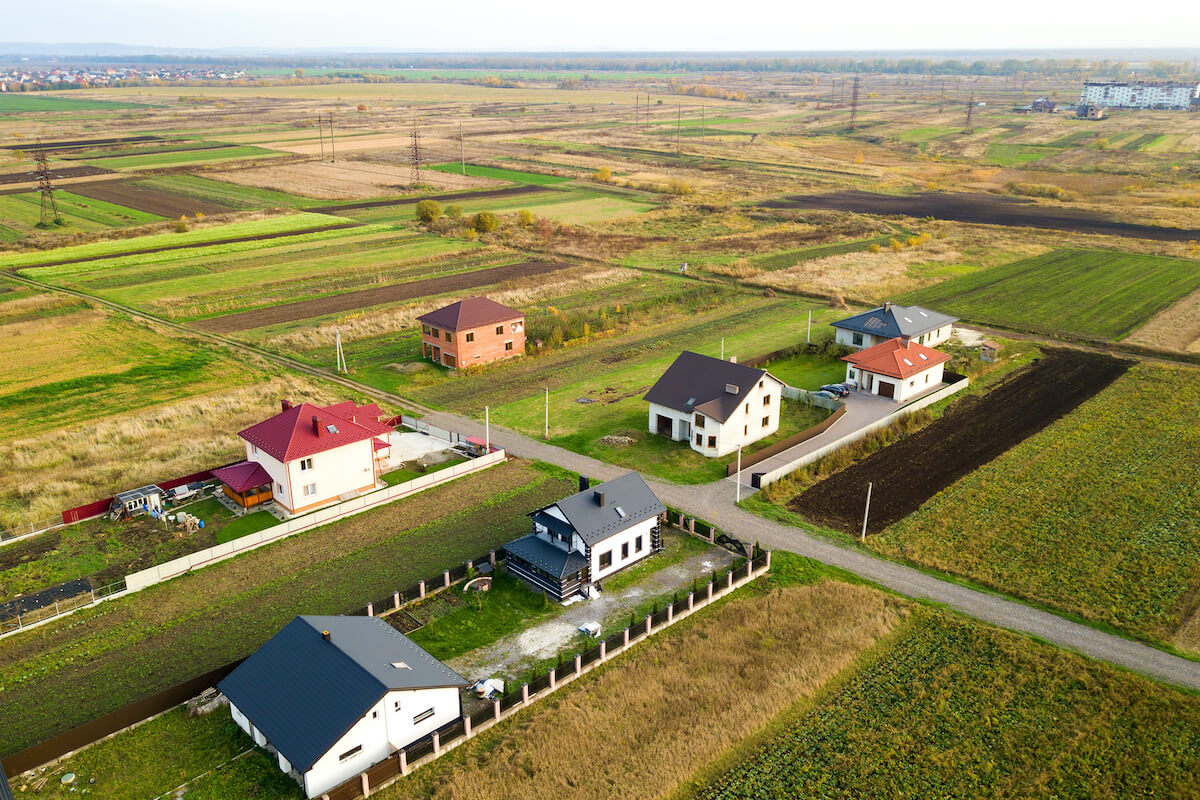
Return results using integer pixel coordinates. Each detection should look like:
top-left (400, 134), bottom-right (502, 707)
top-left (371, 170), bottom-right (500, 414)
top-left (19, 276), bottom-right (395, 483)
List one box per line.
top-left (111, 485), bottom-right (164, 518)
top-left (980, 340), bottom-right (1002, 362)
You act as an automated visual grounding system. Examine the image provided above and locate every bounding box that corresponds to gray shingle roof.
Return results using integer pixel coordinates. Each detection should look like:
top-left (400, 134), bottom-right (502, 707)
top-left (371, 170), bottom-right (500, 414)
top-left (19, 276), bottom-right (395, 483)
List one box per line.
top-left (218, 615), bottom-right (467, 773)
top-left (534, 472), bottom-right (665, 547)
top-left (831, 304), bottom-right (956, 339)
top-left (643, 351), bottom-right (779, 423)
top-left (504, 533), bottom-right (589, 578)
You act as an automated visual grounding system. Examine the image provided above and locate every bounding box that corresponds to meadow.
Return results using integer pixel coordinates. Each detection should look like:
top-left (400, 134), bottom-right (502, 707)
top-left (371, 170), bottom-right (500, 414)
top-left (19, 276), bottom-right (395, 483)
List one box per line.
top-left (693, 610), bottom-right (1200, 799)
top-left (902, 248), bottom-right (1200, 340)
top-left (0, 460), bottom-right (573, 756)
top-left (427, 163), bottom-right (572, 185)
top-left (0, 190), bottom-right (162, 240)
top-left (870, 363), bottom-right (1200, 646)
top-left (80, 145), bottom-right (285, 170)
top-left (133, 174), bottom-right (316, 210)
top-left (0, 94), bottom-right (149, 113)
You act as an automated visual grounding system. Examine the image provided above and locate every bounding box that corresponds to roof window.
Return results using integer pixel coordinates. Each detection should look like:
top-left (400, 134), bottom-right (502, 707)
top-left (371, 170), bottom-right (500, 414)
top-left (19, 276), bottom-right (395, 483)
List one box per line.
top-left (390, 661), bottom-right (412, 670)
top-left (615, 506), bottom-right (627, 519)
top-left (919, 353), bottom-right (928, 360)
top-left (327, 424), bottom-right (339, 434)
top-left (903, 358), bottom-right (914, 366)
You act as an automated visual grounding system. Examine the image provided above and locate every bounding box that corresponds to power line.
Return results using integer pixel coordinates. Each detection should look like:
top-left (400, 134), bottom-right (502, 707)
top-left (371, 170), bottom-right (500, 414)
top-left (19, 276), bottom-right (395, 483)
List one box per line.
top-left (33, 140), bottom-right (62, 228)
top-left (410, 117), bottom-right (423, 184)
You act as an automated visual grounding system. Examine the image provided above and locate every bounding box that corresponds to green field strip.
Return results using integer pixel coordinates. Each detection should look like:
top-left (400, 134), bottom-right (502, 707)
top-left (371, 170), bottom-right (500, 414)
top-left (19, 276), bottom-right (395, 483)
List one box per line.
top-left (84, 146), bottom-right (286, 170)
top-left (427, 163), bottom-right (572, 185)
top-left (0, 95), bottom-right (152, 113)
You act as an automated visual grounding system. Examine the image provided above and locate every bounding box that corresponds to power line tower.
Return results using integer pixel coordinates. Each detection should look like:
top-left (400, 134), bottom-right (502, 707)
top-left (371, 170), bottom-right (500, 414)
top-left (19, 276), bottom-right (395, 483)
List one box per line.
top-left (409, 117), bottom-right (423, 184)
top-left (849, 75), bottom-right (862, 130)
top-left (33, 141), bottom-right (63, 228)
top-left (965, 92), bottom-right (976, 129)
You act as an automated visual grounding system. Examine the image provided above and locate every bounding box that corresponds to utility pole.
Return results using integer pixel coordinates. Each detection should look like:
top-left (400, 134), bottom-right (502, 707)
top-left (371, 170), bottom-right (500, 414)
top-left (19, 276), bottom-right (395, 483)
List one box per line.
top-left (544, 388), bottom-right (549, 440)
top-left (735, 446), bottom-right (743, 503)
top-left (485, 406), bottom-right (490, 452)
top-left (938, 81), bottom-right (946, 114)
top-left (318, 116), bottom-right (325, 161)
top-left (806, 309), bottom-right (812, 344)
top-left (328, 112), bottom-right (336, 162)
top-left (335, 327), bottom-right (347, 374)
top-left (965, 92), bottom-right (976, 129)
top-left (861, 482), bottom-right (873, 542)
top-left (410, 117), bottom-right (422, 184)
top-left (459, 122), bottom-right (466, 175)
top-left (849, 74), bottom-right (861, 130)
top-left (33, 141), bottom-right (63, 228)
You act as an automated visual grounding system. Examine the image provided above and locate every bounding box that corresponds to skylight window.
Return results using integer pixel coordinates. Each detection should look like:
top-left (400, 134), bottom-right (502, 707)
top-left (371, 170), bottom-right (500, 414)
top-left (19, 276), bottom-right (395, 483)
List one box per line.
top-left (390, 661), bottom-right (412, 670)
top-left (919, 311), bottom-right (929, 317)
top-left (919, 353), bottom-right (928, 360)
top-left (615, 506), bottom-right (627, 519)
top-left (686, 397), bottom-right (696, 406)
top-left (903, 316), bottom-right (913, 323)
top-left (903, 358), bottom-right (914, 366)
top-left (327, 425), bottom-right (339, 434)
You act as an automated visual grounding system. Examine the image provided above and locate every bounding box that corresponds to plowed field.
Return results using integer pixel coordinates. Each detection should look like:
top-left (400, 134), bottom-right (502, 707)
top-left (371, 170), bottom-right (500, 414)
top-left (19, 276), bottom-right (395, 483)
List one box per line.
top-left (67, 180), bottom-right (230, 217)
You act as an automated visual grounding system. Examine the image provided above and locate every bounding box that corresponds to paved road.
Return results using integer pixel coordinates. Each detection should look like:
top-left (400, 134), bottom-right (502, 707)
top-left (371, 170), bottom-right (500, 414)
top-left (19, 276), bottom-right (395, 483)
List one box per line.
top-left (427, 410), bottom-right (1200, 693)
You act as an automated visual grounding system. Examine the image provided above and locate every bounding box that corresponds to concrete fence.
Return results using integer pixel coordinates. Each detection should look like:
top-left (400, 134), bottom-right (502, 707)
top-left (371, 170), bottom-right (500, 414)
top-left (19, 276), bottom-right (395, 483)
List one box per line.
top-left (756, 376), bottom-right (969, 488)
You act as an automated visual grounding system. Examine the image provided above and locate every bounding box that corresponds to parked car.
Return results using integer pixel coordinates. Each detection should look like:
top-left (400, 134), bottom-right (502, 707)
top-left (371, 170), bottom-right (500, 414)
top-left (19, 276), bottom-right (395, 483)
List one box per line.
top-left (814, 390), bottom-right (838, 400)
top-left (819, 384), bottom-right (850, 398)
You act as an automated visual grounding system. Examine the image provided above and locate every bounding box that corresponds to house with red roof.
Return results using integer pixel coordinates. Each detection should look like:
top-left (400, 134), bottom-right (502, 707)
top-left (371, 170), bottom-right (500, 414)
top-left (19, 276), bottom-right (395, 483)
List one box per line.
top-left (214, 400), bottom-right (393, 515)
top-left (842, 336), bottom-right (951, 402)
top-left (416, 297), bottom-right (524, 369)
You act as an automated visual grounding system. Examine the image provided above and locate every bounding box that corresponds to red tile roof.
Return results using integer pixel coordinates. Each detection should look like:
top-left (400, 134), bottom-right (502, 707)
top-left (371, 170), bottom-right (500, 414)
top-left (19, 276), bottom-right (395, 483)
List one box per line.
top-left (416, 296), bottom-right (523, 331)
top-left (239, 402), bottom-right (390, 463)
top-left (843, 337), bottom-right (951, 379)
top-left (212, 461), bottom-right (273, 493)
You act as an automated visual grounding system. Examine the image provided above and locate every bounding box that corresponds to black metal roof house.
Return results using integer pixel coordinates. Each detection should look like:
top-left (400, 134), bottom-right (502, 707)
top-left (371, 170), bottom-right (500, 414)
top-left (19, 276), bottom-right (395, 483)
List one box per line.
top-left (831, 303), bottom-right (956, 341)
top-left (643, 351), bottom-right (778, 424)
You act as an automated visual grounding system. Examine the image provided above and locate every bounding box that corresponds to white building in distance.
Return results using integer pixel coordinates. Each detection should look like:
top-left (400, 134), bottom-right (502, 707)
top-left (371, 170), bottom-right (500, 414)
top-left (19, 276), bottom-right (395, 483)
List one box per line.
top-left (1079, 81), bottom-right (1199, 110)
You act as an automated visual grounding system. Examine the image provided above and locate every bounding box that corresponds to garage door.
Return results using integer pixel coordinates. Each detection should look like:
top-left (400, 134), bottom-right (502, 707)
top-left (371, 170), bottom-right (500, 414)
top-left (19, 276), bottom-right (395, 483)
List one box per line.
top-left (877, 381), bottom-right (895, 399)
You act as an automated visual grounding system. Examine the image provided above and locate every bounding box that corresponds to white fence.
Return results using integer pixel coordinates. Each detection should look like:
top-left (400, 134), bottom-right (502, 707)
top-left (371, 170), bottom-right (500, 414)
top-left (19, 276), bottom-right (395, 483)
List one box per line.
top-left (756, 377), bottom-right (969, 488)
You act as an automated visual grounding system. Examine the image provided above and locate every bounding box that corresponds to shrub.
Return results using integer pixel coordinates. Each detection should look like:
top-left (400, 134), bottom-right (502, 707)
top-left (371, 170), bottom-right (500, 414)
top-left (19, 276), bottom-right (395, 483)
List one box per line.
top-left (665, 179), bottom-right (694, 196)
top-left (868, 243), bottom-right (881, 254)
top-left (462, 229), bottom-right (479, 241)
top-left (174, 215), bottom-right (190, 233)
top-left (472, 210), bottom-right (500, 233)
top-left (415, 199), bottom-right (443, 224)
top-left (888, 238), bottom-right (903, 251)
top-left (517, 209), bottom-right (534, 228)
top-left (592, 167), bottom-right (612, 183)
top-left (445, 204), bottom-right (464, 219)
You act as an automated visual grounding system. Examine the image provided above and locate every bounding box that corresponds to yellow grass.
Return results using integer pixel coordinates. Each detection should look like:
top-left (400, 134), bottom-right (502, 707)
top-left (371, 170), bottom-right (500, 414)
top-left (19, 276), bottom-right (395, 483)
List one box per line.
top-left (375, 581), bottom-right (904, 800)
top-left (208, 159), bottom-right (497, 199)
top-left (1124, 286), bottom-right (1200, 353)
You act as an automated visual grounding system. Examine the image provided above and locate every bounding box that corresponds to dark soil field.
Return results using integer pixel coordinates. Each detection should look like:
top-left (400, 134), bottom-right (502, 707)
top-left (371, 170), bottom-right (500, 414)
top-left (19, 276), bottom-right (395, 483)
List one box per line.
top-left (67, 179), bottom-right (230, 217)
top-left (789, 349), bottom-right (1132, 534)
top-left (0, 164), bottom-right (114, 185)
top-left (303, 183), bottom-right (551, 213)
top-left (0, 135), bottom-right (162, 152)
top-left (194, 260), bottom-right (573, 332)
top-left (764, 191), bottom-right (1200, 242)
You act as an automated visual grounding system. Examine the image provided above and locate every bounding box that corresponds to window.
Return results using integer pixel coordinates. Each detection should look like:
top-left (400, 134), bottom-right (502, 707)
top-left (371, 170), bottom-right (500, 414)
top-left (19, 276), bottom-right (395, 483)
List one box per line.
top-left (599, 550), bottom-right (613, 569)
top-left (300, 457), bottom-right (313, 471)
top-left (707, 435), bottom-right (716, 448)
top-left (444, 331), bottom-right (451, 342)
top-left (421, 324), bottom-right (430, 335)
top-left (694, 414), bottom-right (705, 429)
top-left (372, 710), bottom-right (378, 719)
top-left (505, 341), bottom-right (514, 351)
top-left (909, 380), bottom-right (914, 387)
top-left (466, 332), bottom-right (475, 342)
top-left (925, 374), bottom-right (930, 384)
top-left (744, 425), bottom-right (748, 436)
top-left (276, 483), bottom-right (284, 494)
top-left (339, 745), bottom-right (362, 762)
top-left (303, 483), bottom-right (316, 497)
top-left (762, 416), bottom-right (770, 427)
top-left (496, 325), bottom-right (504, 335)
top-left (635, 535), bottom-right (643, 552)
top-left (413, 708), bottom-right (435, 725)
top-left (394, 700), bottom-right (401, 711)
top-left (695, 433), bottom-right (703, 446)
top-left (251, 444), bottom-right (257, 454)
top-left (763, 394), bottom-right (771, 406)
top-left (744, 402), bottom-right (750, 414)
top-left (759, 379), bottom-right (764, 389)
top-left (430, 327), bottom-right (439, 338)
top-left (621, 542), bottom-right (629, 559)
top-left (852, 332), bottom-right (863, 346)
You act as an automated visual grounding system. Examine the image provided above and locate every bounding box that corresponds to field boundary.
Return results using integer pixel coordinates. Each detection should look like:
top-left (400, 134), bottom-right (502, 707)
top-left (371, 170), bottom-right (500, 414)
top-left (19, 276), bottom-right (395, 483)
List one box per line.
top-left (756, 376), bottom-right (969, 488)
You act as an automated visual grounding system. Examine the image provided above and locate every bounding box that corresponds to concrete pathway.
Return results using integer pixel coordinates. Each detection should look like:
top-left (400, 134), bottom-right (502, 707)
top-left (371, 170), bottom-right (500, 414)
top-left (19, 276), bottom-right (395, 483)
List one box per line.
top-left (425, 410), bottom-right (1200, 693)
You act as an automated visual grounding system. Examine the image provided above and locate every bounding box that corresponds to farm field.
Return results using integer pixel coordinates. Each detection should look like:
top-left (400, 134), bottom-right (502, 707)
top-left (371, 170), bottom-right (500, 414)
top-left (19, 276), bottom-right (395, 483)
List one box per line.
top-left (0, 95), bottom-right (150, 113)
top-left (788, 349), bottom-right (1130, 535)
top-left (132, 174), bottom-right (316, 210)
top-left (0, 189), bottom-right (162, 240)
top-left (902, 248), bottom-right (1200, 341)
top-left (428, 162), bottom-right (572, 185)
top-left (694, 610), bottom-right (1200, 800)
top-left (66, 179), bottom-right (232, 217)
top-left (871, 363), bottom-right (1200, 647)
top-left (78, 144), bottom-right (286, 170)
top-left (0, 460), bottom-right (573, 757)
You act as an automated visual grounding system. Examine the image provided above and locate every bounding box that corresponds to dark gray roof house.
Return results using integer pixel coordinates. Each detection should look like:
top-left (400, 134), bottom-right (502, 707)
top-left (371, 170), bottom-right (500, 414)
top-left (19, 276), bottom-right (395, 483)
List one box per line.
top-left (831, 303), bottom-right (956, 340)
top-left (643, 351), bottom-right (781, 423)
top-left (218, 615), bottom-right (468, 775)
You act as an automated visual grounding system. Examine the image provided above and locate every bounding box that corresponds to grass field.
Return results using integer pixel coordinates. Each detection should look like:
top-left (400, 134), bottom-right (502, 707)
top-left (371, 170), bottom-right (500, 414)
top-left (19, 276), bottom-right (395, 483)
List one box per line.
top-left (0, 94), bottom-right (149, 113)
top-left (133, 174), bottom-right (315, 209)
top-left (0, 460), bottom-right (573, 756)
top-left (983, 142), bottom-right (1063, 165)
top-left (0, 190), bottom-right (162, 240)
top-left (870, 364), bottom-right (1200, 646)
top-left (758, 351), bottom-right (846, 389)
top-left (694, 609), bottom-right (1200, 799)
top-left (81, 145), bottom-right (285, 170)
top-left (902, 248), bottom-right (1200, 340)
top-left (428, 163), bottom-right (572, 185)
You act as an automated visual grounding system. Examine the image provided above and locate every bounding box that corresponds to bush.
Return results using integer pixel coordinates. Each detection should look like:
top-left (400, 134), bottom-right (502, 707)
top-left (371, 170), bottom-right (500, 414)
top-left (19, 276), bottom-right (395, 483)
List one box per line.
top-left (665, 179), bottom-right (694, 196)
top-left (888, 238), bottom-right (903, 251)
top-left (174, 215), bottom-right (190, 233)
top-left (445, 204), bottom-right (464, 219)
top-left (517, 209), bottom-right (534, 228)
top-left (868, 243), bottom-right (881, 253)
top-left (1006, 182), bottom-right (1076, 202)
top-left (472, 210), bottom-right (500, 233)
top-left (462, 229), bottom-right (479, 241)
top-left (592, 167), bottom-right (612, 183)
top-left (415, 199), bottom-right (443, 224)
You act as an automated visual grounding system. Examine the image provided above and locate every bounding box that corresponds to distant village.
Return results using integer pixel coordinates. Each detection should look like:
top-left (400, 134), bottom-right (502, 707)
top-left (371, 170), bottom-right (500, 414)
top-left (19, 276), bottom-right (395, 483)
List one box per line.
top-left (0, 65), bottom-right (248, 91)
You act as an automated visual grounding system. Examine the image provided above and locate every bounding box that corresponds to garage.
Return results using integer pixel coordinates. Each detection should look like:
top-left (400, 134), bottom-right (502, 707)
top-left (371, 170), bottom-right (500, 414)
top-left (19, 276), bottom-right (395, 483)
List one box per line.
top-left (877, 380), bottom-right (895, 399)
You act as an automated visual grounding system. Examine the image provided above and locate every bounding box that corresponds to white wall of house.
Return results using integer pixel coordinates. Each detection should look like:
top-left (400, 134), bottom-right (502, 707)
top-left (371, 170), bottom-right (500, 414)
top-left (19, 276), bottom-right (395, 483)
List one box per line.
top-left (846, 362), bottom-right (945, 403)
top-left (916, 326), bottom-right (952, 348)
top-left (687, 376), bottom-right (783, 458)
top-left (836, 326), bottom-right (951, 350)
top-left (245, 438), bottom-right (376, 515)
top-left (647, 401), bottom-right (692, 441)
top-left (589, 516), bottom-right (658, 582)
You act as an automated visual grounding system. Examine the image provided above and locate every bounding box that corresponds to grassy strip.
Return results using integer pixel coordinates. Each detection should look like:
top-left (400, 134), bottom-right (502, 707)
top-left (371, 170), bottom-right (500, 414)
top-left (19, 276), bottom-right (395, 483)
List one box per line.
top-left (82, 146), bottom-right (283, 170)
top-left (427, 163), bottom-right (572, 185)
top-left (133, 175), bottom-right (315, 210)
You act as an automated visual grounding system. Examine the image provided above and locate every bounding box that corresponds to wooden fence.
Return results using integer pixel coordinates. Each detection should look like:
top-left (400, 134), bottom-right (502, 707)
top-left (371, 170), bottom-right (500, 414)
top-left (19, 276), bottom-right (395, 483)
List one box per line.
top-left (726, 403), bottom-right (847, 477)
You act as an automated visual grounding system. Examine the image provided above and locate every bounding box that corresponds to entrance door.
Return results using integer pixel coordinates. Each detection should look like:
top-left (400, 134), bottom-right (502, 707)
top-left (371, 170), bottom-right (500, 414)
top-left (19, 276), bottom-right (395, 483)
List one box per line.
top-left (677, 420), bottom-right (691, 441)
top-left (432, 346), bottom-right (441, 363)
top-left (877, 380), bottom-right (895, 399)
top-left (656, 414), bottom-right (672, 436)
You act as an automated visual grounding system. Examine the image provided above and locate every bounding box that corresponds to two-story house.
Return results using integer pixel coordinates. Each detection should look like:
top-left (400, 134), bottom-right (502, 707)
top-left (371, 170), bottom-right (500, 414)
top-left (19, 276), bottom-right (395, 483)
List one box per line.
top-left (416, 296), bottom-right (525, 369)
top-left (219, 615), bottom-right (469, 798)
top-left (644, 351), bottom-right (785, 458)
top-left (831, 302), bottom-right (957, 350)
top-left (842, 336), bottom-right (951, 402)
top-left (504, 473), bottom-right (666, 602)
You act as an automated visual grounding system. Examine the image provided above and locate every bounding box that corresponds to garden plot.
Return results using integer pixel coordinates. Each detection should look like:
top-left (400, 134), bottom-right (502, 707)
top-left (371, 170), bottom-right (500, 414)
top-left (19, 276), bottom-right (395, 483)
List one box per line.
top-left (209, 159), bottom-right (500, 200)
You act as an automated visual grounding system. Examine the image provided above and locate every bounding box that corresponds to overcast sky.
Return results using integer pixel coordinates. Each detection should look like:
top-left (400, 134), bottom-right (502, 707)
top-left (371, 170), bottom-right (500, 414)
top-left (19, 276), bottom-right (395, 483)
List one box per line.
top-left (7, 0), bottom-right (1200, 53)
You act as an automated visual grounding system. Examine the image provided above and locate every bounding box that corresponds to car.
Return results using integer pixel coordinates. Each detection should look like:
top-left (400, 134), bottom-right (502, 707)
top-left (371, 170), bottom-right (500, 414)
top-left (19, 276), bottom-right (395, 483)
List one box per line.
top-left (819, 383), bottom-right (850, 397)
top-left (814, 390), bottom-right (838, 400)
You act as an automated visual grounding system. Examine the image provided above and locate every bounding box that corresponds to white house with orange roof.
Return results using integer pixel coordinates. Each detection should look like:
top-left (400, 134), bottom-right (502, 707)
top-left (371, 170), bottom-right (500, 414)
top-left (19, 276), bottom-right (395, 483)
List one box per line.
top-left (842, 337), bottom-right (951, 403)
top-left (214, 400), bottom-right (394, 516)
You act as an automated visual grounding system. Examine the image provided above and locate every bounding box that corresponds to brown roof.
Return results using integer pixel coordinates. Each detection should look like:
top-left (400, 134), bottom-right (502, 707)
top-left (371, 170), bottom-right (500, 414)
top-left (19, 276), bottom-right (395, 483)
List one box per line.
top-left (416, 297), bottom-right (523, 331)
top-left (643, 351), bottom-right (782, 424)
top-left (843, 337), bottom-right (951, 380)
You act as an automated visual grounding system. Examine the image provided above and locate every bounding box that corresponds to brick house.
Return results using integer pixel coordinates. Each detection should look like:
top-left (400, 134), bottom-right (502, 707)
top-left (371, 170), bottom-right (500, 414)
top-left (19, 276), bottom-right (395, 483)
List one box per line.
top-left (416, 297), bottom-right (525, 369)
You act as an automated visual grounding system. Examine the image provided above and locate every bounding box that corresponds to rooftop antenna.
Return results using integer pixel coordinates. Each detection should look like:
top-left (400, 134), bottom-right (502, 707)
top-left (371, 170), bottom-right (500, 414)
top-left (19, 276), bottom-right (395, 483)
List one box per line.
top-left (410, 116), bottom-right (423, 184)
top-left (33, 140), bottom-right (63, 228)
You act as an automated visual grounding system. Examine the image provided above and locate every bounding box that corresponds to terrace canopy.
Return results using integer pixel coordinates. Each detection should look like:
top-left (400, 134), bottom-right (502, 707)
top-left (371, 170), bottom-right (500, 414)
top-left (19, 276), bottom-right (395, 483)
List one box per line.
top-left (213, 461), bottom-right (273, 508)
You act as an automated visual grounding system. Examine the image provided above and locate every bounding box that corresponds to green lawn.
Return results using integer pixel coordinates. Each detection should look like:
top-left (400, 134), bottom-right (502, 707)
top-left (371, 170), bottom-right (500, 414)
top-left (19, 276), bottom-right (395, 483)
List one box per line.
top-left (894, 126), bottom-right (957, 143)
top-left (83, 146), bottom-right (284, 170)
top-left (983, 142), bottom-right (1063, 165)
top-left (758, 352), bottom-right (846, 390)
top-left (380, 455), bottom-right (466, 486)
top-left (213, 509), bottom-right (277, 544)
top-left (0, 94), bottom-right (150, 113)
top-left (428, 163), bottom-right (572, 185)
top-left (901, 248), bottom-right (1200, 340)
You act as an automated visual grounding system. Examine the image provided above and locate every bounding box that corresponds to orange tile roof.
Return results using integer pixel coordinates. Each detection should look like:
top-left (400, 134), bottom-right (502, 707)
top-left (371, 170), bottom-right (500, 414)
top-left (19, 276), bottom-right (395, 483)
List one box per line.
top-left (843, 337), bottom-right (950, 380)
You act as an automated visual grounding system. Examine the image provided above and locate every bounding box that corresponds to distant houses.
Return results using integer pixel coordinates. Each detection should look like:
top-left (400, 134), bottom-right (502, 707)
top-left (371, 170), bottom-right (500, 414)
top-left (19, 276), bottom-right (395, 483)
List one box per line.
top-left (213, 400), bottom-right (392, 516)
top-left (505, 473), bottom-right (666, 601)
top-left (831, 302), bottom-right (956, 351)
top-left (1079, 80), bottom-right (1199, 110)
top-left (842, 336), bottom-right (951, 402)
top-left (644, 351), bottom-right (785, 458)
top-left (219, 615), bottom-right (468, 798)
top-left (417, 297), bottom-right (525, 369)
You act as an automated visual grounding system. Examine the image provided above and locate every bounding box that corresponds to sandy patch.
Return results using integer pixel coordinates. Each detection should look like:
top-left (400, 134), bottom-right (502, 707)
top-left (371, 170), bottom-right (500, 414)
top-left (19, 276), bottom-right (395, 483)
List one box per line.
top-left (208, 159), bottom-right (497, 200)
top-left (1124, 286), bottom-right (1200, 353)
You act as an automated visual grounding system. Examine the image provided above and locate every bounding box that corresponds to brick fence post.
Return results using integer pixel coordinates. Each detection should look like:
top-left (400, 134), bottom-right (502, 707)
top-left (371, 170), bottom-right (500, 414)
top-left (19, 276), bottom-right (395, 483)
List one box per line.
top-left (464, 714), bottom-right (472, 738)
top-left (707, 581), bottom-right (714, 601)
top-left (726, 570), bottom-right (733, 590)
top-left (433, 731), bottom-right (441, 755)
top-left (688, 518), bottom-right (696, 534)
top-left (645, 614), bottom-right (653, 635)
top-left (493, 699), bottom-right (501, 721)
top-left (599, 640), bottom-right (607, 661)
top-left (574, 653), bottom-right (582, 675)
top-left (399, 749), bottom-right (408, 775)
top-left (361, 773), bottom-right (369, 796)
top-left (548, 667), bottom-right (556, 689)
top-left (687, 591), bottom-right (694, 611)
top-left (747, 559), bottom-right (753, 579)
top-left (366, 601), bottom-right (373, 617)
top-left (392, 591), bottom-right (400, 610)
top-left (623, 627), bottom-right (630, 648)
top-left (443, 569), bottom-right (451, 589)
top-left (489, 549), bottom-right (497, 567)
top-left (766, 550), bottom-right (772, 569)
top-left (667, 602), bottom-right (674, 622)
top-left (419, 580), bottom-right (426, 598)
top-left (521, 683), bottom-right (530, 705)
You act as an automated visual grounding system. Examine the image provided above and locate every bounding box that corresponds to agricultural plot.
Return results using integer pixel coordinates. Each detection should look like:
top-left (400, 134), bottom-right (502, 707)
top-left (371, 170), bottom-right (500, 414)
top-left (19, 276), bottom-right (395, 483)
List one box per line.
top-left (0, 190), bottom-right (162, 240)
top-left (132, 174), bottom-right (315, 210)
top-left (695, 610), bottom-right (1200, 800)
top-left (428, 163), bottom-right (572, 185)
top-left (66, 179), bottom-right (232, 217)
top-left (78, 145), bottom-right (285, 170)
top-left (871, 363), bottom-right (1200, 646)
top-left (0, 461), bottom-right (574, 756)
top-left (903, 248), bottom-right (1200, 340)
top-left (0, 95), bottom-right (149, 113)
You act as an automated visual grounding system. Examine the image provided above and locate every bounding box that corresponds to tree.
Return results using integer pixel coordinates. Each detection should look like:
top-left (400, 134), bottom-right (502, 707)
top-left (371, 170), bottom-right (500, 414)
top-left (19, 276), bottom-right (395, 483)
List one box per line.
top-left (445, 204), bottom-right (463, 220)
top-left (592, 166), bottom-right (612, 183)
top-left (414, 199), bottom-right (443, 224)
top-left (472, 210), bottom-right (499, 233)
top-left (293, 68), bottom-right (305, 79)
top-left (174, 215), bottom-right (190, 233)
top-left (517, 209), bottom-right (534, 228)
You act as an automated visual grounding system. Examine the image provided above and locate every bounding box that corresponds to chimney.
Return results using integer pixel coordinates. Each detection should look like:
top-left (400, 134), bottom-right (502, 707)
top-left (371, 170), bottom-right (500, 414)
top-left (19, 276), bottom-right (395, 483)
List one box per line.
top-left (312, 415), bottom-right (321, 436)
top-left (728, 355), bottom-right (737, 364)
top-left (579, 475), bottom-right (590, 492)
top-left (594, 490), bottom-right (606, 507)
top-left (322, 630), bottom-right (331, 642)
top-left (901, 335), bottom-right (911, 348)
top-left (281, 399), bottom-right (292, 412)
top-left (884, 301), bottom-right (892, 313)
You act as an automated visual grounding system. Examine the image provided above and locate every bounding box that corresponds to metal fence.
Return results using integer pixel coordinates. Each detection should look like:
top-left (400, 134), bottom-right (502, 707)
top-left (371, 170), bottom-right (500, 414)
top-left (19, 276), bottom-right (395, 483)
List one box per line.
top-left (0, 580), bottom-right (124, 635)
top-left (0, 516), bottom-right (63, 544)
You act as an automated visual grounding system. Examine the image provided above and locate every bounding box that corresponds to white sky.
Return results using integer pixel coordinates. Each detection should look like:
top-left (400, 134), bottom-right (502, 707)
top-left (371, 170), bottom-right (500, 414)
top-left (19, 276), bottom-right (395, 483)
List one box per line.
top-left (7, 0), bottom-right (1200, 53)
